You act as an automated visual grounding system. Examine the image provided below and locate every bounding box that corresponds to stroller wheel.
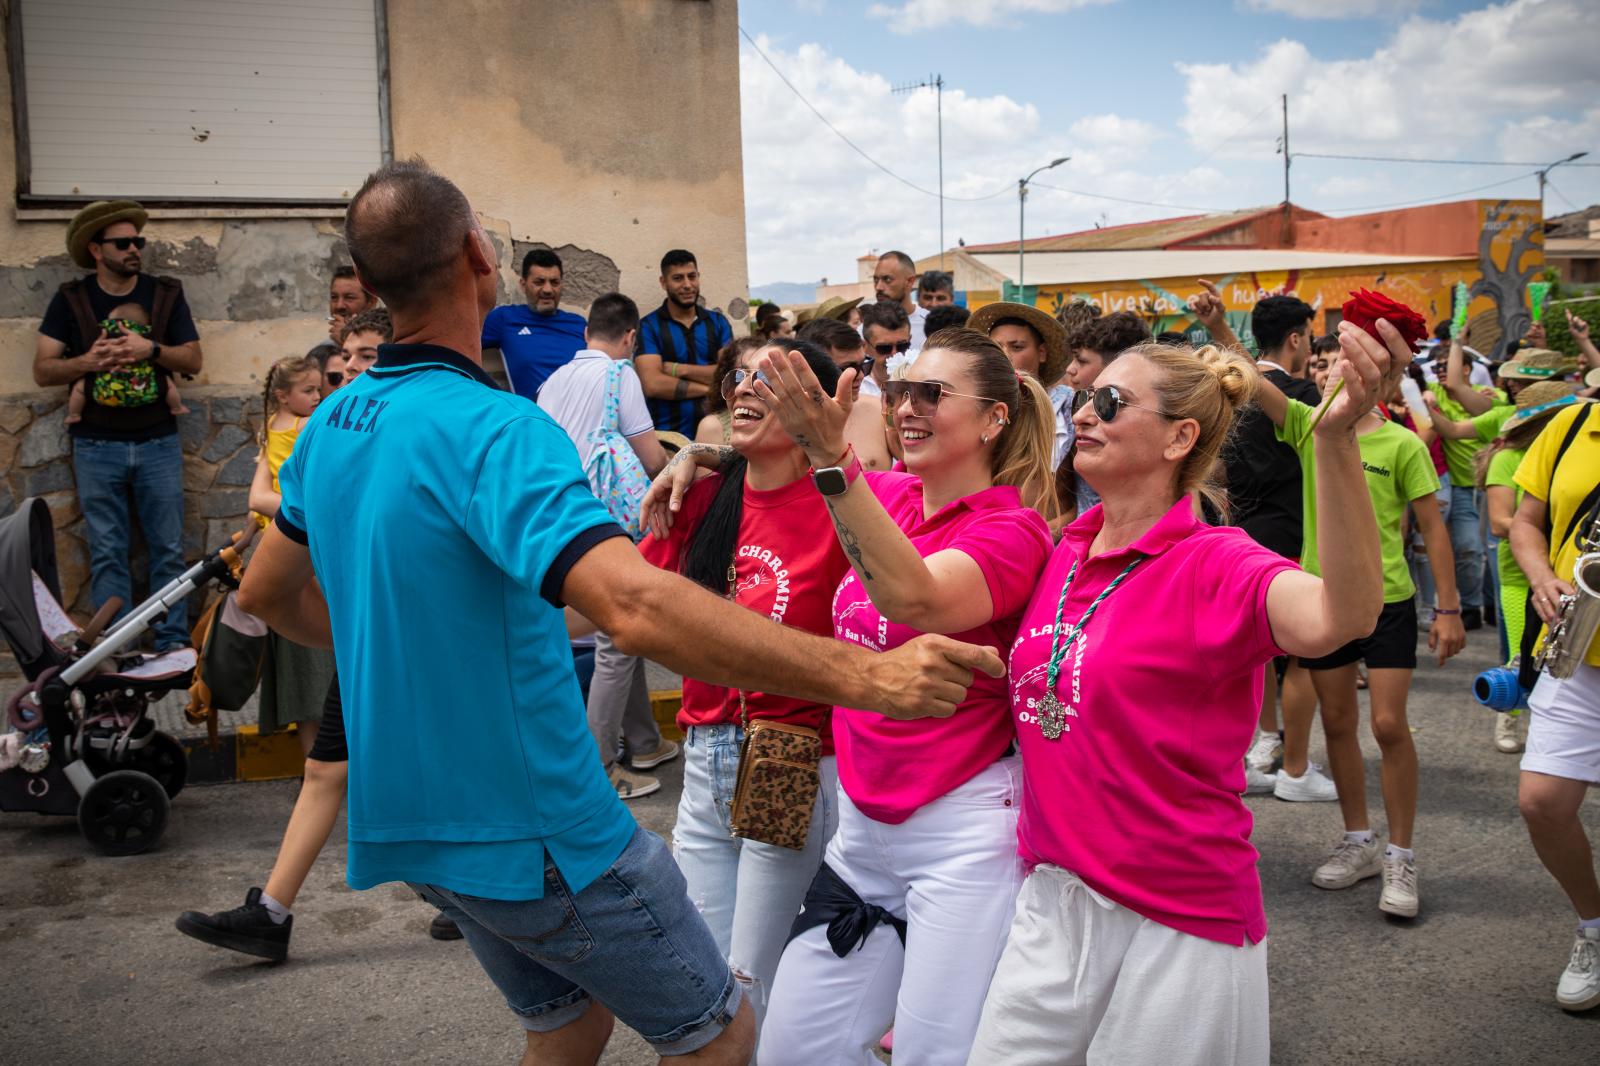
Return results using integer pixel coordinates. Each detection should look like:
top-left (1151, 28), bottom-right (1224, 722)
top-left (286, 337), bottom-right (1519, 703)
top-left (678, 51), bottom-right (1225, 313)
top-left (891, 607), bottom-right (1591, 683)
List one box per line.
top-left (131, 732), bottom-right (188, 800)
top-left (77, 770), bottom-right (169, 856)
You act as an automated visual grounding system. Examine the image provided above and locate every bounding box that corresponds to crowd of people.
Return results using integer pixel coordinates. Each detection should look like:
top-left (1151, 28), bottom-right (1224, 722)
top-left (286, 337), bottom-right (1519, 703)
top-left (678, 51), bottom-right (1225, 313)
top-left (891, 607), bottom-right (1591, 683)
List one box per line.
top-left (22, 167), bottom-right (1600, 1063)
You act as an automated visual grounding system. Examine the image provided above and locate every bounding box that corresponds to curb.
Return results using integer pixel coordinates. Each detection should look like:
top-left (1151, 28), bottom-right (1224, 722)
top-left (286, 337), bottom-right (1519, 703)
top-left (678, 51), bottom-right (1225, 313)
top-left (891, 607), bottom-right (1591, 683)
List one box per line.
top-left (181, 689), bottom-right (686, 785)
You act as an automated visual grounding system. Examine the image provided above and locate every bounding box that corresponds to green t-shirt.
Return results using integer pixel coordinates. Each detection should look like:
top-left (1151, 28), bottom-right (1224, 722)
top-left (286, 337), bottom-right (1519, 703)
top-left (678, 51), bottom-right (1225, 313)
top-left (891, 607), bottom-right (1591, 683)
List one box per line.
top-left (1278, 399), bottom-right (1441, 603)
top-left (1484, 445), bottom-right (1528, 591)
top-left (1428, 382), bottom-right (1509, 486)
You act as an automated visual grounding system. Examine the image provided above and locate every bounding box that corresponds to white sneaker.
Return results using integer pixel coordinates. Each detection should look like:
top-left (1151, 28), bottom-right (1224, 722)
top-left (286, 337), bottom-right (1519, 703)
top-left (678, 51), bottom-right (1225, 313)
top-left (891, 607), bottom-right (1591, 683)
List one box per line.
top-left (1274, 762), bottom-right (1339, 802)
top-left (1312, 835), bottom-right (1383, 890)
top-left (1246, 730), bottom-right (1283, 773)
top-left (1494, 713), bottom-right (1525, 754)
top-left (1245, 764), bottom-right (1278, 795)
top-left (1379, 854), bottom-right (1419, 918)
top-left (1558, 927), bottom-right (1600, 1012)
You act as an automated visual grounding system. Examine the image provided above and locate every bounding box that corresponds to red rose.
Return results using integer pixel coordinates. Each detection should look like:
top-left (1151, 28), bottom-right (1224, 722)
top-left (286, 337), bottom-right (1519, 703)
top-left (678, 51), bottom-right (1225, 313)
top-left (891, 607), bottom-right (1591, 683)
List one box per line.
top-left (1342, 288), bottom-right (1429, 350)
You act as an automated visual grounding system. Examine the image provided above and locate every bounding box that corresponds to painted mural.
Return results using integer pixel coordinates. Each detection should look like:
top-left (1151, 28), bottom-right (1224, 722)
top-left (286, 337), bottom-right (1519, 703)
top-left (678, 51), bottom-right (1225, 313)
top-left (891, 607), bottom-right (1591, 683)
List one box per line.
top-left (1001, 198), bottom-right (1544, 357)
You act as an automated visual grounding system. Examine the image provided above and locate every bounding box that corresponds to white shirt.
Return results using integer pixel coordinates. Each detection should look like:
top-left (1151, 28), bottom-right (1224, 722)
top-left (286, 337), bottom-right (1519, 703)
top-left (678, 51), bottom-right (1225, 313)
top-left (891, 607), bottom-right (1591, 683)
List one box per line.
top-left (908, 305), bottom-right (929, 350)
top-left (536, 349), bottom-right (654, 470)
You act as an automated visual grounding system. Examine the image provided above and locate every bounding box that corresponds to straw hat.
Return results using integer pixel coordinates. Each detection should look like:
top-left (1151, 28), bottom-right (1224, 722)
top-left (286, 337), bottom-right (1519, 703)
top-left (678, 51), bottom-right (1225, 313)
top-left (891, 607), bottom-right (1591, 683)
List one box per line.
top-left (1499, 347), bottom-right (1579, 380)
top-left (66, 199), bottom-right (148, 269)
top-left (796, 295), bottom-right (864, 326)
top-left (1587, 367), bottom-right (1600, 390)
top-left (1500, 379), bottom-right (1589, 434)
top-left (966, 301), bottom-right (1071, 388)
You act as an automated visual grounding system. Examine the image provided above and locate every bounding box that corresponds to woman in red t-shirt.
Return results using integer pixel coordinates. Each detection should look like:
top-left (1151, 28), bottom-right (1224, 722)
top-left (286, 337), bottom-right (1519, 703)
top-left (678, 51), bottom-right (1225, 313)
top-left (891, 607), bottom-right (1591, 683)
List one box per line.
top-left (637, 338), bottom-right (851, 1038)
top-left (740, 327), bottom-right (1059, 1066)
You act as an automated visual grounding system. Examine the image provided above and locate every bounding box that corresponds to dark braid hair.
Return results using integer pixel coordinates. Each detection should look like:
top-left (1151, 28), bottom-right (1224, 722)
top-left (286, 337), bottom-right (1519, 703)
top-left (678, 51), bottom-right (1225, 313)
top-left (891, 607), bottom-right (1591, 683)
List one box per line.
top-left (681, 338), bottom-right (842, 592)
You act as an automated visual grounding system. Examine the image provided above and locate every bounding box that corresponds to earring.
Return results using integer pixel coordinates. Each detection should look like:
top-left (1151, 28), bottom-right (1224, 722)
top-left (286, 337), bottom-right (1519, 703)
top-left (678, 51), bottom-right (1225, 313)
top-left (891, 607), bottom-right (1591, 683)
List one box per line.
top-left (981, 434), bottom-right (991, 445)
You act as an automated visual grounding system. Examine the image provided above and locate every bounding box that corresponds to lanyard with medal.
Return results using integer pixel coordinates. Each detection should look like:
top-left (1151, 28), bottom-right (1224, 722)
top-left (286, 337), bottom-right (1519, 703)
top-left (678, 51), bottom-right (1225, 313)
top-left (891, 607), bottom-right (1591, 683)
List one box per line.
top-left (1035, 554), bottom-right (1144, 740)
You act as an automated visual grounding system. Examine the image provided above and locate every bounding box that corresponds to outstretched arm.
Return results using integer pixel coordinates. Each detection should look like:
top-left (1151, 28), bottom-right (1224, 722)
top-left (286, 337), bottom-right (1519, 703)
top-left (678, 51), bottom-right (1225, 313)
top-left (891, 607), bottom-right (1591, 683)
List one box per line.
top-left (1443, 337), bottom-right (1493, 415)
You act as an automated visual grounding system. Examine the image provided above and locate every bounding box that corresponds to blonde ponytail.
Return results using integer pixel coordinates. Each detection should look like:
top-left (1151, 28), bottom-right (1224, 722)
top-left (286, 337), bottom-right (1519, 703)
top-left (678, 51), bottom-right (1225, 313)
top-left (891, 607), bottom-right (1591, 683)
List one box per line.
top-left (1135, 342), bottom-right (1258, 521)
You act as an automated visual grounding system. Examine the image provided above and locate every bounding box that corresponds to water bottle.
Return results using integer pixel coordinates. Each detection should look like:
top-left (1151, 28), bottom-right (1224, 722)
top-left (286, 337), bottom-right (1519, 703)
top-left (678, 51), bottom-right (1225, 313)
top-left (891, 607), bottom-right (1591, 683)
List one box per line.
top-left (1473, 666), bottom-right (1527, 712)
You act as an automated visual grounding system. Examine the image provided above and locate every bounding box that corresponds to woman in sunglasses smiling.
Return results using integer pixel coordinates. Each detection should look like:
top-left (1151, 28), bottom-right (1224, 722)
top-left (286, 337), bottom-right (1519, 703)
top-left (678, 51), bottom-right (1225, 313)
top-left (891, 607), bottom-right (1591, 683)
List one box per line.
top-left (739, 326), bottom-right (1059, 1065)
top-left (637, 338), bottom-right (854, 1042)
top-left (968, 325), bottom-right (1404, 1065)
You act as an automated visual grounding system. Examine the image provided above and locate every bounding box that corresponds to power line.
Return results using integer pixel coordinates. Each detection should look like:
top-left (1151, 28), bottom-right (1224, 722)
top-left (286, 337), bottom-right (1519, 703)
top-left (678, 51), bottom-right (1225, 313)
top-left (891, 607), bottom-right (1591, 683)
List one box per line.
top-left (1028, 182), bottom-right (1226, 212)
top-left (1319, 170), bottom-right (1542, 214)
top-left (1296, 151), bottom-right (1600, 168)
top-left (1545, 178), bottom-right (1580, 212)
top-left (738, 27), bottom-right (1013, 203)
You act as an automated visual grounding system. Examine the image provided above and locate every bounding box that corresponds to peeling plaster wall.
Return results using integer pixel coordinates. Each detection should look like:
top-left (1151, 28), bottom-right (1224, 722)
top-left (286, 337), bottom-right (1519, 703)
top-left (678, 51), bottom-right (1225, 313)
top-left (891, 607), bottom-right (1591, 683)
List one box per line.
top-left (0, 0), bottom-right (749, 396)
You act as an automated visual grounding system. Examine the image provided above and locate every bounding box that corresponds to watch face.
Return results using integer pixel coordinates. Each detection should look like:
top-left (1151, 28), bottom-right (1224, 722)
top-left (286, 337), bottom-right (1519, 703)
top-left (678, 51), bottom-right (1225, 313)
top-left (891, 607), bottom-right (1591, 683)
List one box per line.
top-left (814, 467), bottom-right (848, 496)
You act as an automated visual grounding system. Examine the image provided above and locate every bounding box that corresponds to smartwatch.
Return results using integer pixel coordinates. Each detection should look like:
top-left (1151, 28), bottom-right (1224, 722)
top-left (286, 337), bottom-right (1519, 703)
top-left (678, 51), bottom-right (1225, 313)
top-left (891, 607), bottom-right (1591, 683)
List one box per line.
top-left (149, 341), bottom-right (162, 365)
top-left (811, 446), bottom-right (862, 497)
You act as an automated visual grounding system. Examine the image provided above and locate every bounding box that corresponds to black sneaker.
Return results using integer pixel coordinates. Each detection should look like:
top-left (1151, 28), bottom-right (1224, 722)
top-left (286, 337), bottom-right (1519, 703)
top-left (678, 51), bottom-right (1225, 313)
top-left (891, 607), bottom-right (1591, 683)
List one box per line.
top-left (1462, 607), bottom-right (1484, 631)
top-left (176, 887), bottom-right (291, 962)
top-left (429, 912), bottom-right (464, 941)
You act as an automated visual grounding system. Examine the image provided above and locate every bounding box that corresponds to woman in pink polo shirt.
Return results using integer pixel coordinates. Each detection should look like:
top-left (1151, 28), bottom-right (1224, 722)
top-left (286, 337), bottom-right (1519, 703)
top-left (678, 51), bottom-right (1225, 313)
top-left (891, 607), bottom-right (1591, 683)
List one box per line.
top-left (968, 326), bottom-right (1406, 1065)
top-left (748, 327), bottom-right (1059, 1066)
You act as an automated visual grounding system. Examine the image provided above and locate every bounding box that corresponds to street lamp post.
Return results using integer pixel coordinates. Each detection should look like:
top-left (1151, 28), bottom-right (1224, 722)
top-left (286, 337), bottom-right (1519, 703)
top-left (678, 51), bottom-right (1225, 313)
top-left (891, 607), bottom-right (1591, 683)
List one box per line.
top-left (1536, 151), bottom-right (1588, 221)
top-left (1018, 156), bottom-right (1069, 294)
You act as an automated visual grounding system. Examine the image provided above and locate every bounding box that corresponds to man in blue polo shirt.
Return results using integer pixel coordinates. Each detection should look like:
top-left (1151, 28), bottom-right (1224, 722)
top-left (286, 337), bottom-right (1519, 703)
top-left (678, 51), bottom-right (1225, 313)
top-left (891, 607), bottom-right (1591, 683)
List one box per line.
top-left (634, 248), bottom-right (733, 435)
top-left (238, 160), bottom-right (1002, 1064)
top-left (481, 247), bottom-right (586, 400)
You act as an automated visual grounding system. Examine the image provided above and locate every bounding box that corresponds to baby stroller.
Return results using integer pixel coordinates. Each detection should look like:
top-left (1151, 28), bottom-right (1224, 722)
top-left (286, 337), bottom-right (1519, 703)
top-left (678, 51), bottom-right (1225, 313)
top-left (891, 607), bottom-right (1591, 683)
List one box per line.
top-left (0, 497), bottom-right (255, 855)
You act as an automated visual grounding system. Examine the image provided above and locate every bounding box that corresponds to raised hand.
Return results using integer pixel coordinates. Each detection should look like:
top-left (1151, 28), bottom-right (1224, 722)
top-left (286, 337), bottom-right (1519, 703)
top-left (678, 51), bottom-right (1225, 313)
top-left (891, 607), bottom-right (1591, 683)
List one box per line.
top-left (1192, 279), bottom-right (1227, 331)
top-left (1567, 309), bottom-right (1591, 340)
top-left (754, 347), bottom-right (856, 467)
top-left (1308, 318), bottom-right (1414, 441)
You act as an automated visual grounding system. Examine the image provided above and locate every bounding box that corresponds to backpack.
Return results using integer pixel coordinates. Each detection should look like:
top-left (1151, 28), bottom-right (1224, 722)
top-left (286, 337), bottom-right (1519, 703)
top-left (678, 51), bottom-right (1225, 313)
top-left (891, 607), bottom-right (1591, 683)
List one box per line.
top-left (583, 360), bottom-right (652, 541)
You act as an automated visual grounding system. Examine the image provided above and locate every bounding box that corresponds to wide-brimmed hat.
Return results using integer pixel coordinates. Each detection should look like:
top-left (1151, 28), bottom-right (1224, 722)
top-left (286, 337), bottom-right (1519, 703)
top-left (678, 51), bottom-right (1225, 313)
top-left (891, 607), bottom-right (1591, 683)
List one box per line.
top-left (1500, 379), bottom-right (1589, 433)
top-left (1499, 347), bottom-right (1579, 380)
top-left (1587, 367), bottom-right (1600, 390)
top-left (796, 295), bottom-right (864, 326)
top-left (966, 301), bottom-right (1071, 388)
top-left (66, 200), bottom-right (148, 269)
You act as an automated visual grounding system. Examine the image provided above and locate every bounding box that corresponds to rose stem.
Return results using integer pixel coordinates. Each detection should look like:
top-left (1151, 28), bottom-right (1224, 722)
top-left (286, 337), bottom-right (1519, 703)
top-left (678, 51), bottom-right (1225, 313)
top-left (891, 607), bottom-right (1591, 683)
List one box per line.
top-left (1297, 377), bottom-right (1344, 447)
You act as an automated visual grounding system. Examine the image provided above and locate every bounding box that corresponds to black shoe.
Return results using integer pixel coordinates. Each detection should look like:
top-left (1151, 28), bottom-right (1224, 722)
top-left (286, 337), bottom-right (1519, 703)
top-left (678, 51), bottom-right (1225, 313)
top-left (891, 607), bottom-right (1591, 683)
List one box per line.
top-left (429, 912), bottom-right (464, 941)
top-left (1462, 607), bottom-right (1484, 631)
top-left (176, 887), bottom-right (291, 962)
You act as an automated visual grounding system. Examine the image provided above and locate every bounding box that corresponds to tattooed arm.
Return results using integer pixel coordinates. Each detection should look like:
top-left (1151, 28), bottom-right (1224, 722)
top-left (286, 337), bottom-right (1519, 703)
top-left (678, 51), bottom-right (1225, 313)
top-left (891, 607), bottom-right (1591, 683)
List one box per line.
top-left (641, 443), bottom-right (736, 540)
top-left (755, 347), bottom-right (998, 635)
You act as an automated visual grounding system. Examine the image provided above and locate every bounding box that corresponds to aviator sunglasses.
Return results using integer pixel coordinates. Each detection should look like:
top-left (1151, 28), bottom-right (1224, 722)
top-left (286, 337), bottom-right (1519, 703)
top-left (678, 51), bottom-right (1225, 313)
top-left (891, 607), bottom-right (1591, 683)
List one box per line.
top-left (720, 367), bottom-right (770, 401)
top-left (871, 338), bottom-right (913, 356)
top-left (96, 236), bottom-right (147, 252)
top-left (1071, 384), bottom-right (1168, 422)
top-left (882, 379), bottom-right (1000, 417)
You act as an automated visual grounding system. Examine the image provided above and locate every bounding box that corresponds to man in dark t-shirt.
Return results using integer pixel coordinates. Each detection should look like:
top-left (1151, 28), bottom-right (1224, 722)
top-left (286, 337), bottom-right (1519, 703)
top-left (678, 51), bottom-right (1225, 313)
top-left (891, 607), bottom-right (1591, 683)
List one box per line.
top-left (32, 200), bottom-right (204, 650)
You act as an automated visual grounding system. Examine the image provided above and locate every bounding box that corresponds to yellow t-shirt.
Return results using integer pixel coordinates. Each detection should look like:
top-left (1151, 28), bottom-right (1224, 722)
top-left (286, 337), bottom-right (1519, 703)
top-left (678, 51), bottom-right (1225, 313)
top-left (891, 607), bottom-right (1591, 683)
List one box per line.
top-left (1513, 401), bottom-right (1600, 667)
top-left (254, 416), bottom-right (304, 530)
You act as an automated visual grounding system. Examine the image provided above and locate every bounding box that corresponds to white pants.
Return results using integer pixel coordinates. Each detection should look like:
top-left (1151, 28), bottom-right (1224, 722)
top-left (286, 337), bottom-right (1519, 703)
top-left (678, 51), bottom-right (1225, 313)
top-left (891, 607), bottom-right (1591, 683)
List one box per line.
top-left (1523, 663), bottom-right (1600, 784)
top-left (969, 865), bottom-right (1269, 1066)
top-left (760, 757), bottom-right (1023, 1066)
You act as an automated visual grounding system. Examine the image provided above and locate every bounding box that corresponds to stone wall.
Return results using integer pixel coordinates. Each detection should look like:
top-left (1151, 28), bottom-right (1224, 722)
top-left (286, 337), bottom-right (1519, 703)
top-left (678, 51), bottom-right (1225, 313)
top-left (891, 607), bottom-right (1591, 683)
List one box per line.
top-left (1, 385), bottom-right (262, 676)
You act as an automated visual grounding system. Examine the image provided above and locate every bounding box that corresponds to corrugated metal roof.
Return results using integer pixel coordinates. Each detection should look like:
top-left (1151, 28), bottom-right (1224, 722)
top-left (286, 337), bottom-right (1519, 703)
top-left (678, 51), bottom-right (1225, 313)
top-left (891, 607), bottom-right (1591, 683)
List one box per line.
top-left (967, 249), bottom-right (1462, 286)
top-left (963, 207), bottom-right (1279, 253)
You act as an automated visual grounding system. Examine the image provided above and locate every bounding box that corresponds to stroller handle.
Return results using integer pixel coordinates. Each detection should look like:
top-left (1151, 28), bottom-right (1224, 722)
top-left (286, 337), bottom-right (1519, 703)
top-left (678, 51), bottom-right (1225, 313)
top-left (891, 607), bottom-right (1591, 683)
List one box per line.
top-left (77, 597), bottom-right (124, 646)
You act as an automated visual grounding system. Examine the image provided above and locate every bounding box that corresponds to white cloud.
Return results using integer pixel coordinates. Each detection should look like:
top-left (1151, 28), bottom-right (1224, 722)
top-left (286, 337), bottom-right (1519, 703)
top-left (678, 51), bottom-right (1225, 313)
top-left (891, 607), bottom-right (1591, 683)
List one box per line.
top-left (1241, 0), bottom-right (1421, 17)
top-left (867, 0), bottom-right (1113, 34)
top-left (740, 36), bottom-right (1232, 283)
top-left (1180, 0), bottom-right (1599, 163)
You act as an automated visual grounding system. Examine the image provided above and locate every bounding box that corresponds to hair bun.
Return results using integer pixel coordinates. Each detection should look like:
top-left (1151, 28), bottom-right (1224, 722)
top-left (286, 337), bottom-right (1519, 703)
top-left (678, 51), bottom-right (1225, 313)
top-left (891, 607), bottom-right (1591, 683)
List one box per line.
top-left (1193, 344), bottom-right (1257, 411)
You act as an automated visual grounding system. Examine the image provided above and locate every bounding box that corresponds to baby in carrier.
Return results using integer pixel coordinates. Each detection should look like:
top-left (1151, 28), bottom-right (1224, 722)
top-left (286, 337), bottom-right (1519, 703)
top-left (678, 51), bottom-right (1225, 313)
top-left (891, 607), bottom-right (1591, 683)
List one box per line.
top-left (64, 302), bottom-right (189, 424)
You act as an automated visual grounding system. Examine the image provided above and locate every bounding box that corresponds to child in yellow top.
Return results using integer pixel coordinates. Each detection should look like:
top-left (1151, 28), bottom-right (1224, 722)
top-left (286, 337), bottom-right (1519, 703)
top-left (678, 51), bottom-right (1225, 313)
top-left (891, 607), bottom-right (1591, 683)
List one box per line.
top-left (249, 355), bottom-right (323, 529)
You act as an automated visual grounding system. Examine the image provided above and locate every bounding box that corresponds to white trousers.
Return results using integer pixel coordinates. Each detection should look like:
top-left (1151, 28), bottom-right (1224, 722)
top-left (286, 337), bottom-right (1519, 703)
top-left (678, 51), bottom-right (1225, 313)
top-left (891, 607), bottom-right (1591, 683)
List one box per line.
top-left (968, 864), bottom-right (1269, 1066)
top-left (760, 757), bottom-right (1023, 1066)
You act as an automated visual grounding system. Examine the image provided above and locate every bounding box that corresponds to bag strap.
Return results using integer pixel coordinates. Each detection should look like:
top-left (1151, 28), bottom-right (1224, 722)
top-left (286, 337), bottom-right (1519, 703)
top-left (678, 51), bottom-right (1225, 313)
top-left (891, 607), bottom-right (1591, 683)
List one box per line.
top-left (601, 359), bottom-right (626, 433)
top-left (58, 279), bottom-right (99, 357)
top-left (1542, 403), bottom-right (1593, 546)
top-left (150, 276), bottom-right (183, 343)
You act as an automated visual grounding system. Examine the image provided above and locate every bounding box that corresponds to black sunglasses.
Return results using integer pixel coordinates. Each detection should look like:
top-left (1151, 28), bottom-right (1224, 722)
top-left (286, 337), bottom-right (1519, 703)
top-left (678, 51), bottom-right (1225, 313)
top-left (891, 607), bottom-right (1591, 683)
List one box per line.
top-left (325, 371), bottom-right (345, 387)
top-left (719, 367), bottom-right (770, 400)
top-left (96, 236), bottom-right (147, 251)
top-left (872, 339), bottom-right (913, 356)
top-left (883, 380), bottom-right (1000, 416)
top-left (1071, 385), bottom-right (1168, 422)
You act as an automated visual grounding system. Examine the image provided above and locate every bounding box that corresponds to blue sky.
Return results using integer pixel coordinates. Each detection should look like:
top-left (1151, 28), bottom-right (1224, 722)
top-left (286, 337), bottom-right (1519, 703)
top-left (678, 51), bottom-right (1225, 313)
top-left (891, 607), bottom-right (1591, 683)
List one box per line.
top-left (738, 0), bottom-right (1600, 284)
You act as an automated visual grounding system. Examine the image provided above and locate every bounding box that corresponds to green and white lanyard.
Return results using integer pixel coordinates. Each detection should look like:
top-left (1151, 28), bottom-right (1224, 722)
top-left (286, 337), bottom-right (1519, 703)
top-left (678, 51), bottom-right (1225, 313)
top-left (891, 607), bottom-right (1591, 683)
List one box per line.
top-left (1036, 554), bottom-right (1143, 740)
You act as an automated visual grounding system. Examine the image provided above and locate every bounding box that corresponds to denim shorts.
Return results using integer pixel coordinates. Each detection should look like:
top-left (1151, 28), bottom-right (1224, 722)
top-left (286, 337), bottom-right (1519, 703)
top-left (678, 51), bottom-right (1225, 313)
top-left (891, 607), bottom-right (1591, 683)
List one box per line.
top-left (411, 826), bottom-right (740, 1054)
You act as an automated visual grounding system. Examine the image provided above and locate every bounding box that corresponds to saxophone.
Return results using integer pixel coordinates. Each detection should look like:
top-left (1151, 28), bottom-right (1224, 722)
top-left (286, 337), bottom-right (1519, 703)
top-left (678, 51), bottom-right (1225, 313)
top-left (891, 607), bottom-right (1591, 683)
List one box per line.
top-left (1536, 521), bottom-right (1600, 680)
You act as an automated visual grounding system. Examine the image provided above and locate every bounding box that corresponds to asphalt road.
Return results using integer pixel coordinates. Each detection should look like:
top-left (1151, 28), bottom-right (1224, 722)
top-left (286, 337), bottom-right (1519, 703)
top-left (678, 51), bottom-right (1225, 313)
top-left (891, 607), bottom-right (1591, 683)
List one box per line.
top-left (2, 634), bottom-right (1597, 1065)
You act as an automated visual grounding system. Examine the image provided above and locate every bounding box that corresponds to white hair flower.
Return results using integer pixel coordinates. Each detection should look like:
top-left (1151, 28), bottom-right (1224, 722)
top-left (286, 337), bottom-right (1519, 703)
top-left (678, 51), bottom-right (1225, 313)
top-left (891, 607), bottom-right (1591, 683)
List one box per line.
top-left (886, 348), bottom-right (921, 379)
